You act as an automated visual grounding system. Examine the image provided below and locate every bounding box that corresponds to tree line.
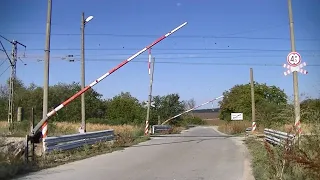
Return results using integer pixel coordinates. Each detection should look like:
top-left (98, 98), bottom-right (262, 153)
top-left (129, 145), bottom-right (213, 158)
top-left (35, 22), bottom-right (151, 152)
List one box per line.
top-left (218, 81), bottom-right (320, 126)
top-left (1, 79), bottom-right (318, 127)
top-left (0, 79), bottom-right (198, 126)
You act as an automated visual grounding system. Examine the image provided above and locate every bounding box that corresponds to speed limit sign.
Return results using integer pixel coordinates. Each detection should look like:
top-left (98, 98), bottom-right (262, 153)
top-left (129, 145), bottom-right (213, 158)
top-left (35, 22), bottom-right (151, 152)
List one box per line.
top-left (287, 52), bottom-right (301, 67)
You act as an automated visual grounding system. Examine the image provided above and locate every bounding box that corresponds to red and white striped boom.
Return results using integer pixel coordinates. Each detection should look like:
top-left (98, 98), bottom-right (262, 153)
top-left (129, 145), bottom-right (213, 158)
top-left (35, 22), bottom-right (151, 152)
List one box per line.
top-left (161, 95), bottom-right (224, 125)
top-left (148, 48), bottom-right (152, 75)
top-left (30, 22), bottom-right (188, 136)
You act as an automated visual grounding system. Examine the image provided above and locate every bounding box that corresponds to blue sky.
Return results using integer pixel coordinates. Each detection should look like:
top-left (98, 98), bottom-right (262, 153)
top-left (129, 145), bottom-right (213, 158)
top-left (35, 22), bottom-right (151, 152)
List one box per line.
top-left (0, 0), bottom-right (319, 109)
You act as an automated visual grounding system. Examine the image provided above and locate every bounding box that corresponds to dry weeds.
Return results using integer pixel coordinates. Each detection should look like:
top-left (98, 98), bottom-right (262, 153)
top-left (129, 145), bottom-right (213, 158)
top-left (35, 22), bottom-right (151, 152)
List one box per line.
top-left (218, 121), bottom-right (252, 135)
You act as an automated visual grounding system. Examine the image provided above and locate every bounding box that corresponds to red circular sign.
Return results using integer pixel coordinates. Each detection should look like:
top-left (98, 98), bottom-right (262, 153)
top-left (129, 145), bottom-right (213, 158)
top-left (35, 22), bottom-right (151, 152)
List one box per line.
top-left (287, 52), bottom-right (301, 67)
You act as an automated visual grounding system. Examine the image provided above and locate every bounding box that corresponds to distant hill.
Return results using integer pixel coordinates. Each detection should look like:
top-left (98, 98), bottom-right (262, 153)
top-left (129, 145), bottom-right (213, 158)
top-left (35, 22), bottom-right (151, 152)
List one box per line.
top-left (192, 108), bottom-right (220, 113)
top-left (191, 108), bottom-right (220, 120)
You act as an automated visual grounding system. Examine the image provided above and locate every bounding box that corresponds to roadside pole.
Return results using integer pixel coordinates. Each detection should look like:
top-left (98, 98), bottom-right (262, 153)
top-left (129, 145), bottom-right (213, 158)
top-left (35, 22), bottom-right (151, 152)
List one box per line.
top-left (145, 56), bottom-right (155, 135)
top-left (250, 68), bottom-right (256, 133)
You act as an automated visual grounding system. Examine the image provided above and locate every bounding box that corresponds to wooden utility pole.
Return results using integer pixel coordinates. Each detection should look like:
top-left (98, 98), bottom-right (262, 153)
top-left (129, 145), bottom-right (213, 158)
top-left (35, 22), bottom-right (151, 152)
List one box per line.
top-left (145, 57), bottom-right (155, 135)
top-left (42, 0), bottom-right (52, 121)
top-left (81, 12), bottom-right (86, 132)
top-left (250, 68), bottom-right (256, 132)
top-left (287, 0), bottom-right (301, 141)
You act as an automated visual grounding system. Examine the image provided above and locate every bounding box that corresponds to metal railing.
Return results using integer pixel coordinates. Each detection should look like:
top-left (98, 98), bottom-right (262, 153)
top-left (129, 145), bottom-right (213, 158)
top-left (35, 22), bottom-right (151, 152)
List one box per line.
top-left (43, 129), bottom-right (114, 153)
top-left (151, 125), bottom-right (172, 134)
top-left (264, 128), bottom-right (295, 146)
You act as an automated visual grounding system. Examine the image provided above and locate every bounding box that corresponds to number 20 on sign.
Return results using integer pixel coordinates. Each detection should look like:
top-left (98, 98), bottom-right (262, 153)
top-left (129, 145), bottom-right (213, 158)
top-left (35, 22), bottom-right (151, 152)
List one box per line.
top-left (283, 52), bottom-right (308, 76)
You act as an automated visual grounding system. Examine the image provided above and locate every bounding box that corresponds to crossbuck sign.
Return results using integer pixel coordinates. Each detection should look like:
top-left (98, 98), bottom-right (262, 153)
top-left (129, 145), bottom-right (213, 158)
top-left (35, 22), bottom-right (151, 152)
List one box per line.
top-left (144, 101), bottom-right (155, 108)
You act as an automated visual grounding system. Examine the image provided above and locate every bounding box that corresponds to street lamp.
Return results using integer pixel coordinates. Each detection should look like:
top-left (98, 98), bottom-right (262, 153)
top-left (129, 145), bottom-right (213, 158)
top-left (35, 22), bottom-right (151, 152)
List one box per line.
top-left (80, 12), bottom-right (93, 133)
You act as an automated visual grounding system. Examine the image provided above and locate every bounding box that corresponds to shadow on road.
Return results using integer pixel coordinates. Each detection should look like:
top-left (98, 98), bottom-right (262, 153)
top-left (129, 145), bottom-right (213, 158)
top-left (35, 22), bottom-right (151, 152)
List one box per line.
top-left (127, 136), bottom-right (234, 148)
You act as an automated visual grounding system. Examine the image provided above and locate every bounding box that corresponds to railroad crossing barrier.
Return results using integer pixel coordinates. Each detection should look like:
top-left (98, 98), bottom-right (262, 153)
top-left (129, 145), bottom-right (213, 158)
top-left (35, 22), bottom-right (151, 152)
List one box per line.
top-left (264, 128), bottom-right (294, 146)
top-left (151, 125), bottom-right (172, 134)
top-left (43, 129), bottom-right (114, 153)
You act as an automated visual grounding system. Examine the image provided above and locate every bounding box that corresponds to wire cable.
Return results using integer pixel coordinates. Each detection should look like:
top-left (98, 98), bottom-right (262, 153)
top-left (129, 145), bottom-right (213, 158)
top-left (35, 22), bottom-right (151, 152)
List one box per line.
top-left (25, 48), bottom-right (320, 52)
top-left (13, 54), bottom-right (320, 60)
top-left (0, 60), bottom-right (6, 67)
top-left (0, 65), bottom-right (10, 77)
top-left (0, 32), bottom-right (318, 41)
top-left (4, 51), bottom-right (318, 59)
top-left (31, 58), bottom-right (320, 66)
top-left (38, 51), bottom-right (320, 55)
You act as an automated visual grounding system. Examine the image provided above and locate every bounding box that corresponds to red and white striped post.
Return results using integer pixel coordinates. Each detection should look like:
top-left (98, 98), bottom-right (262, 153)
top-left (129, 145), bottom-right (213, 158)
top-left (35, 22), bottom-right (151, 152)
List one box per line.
top-left (144, 48), bottom-right (152, 135)
top-left (148, 48), bottom-right (152, 76)
top-left (251, 122), bottom-right (256, 132)
top-left (42, 121), bottom-right (48, 151)
top-left (30, 22), bottom-right (188, 145)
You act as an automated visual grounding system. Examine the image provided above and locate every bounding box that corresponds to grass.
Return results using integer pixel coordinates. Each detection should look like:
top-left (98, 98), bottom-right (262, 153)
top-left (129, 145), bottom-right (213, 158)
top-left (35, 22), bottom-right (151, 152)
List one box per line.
top-left (171, 126), bottom-right (186, 134)
top-left (269, 123), bottom-right (314, 135)
top-left (245, 125), bottom-right (320, 180)
top-left (0, 120), bottom-right (143, 137)
top-left (203, 118), bottom-right (222, 126)
top-left (209, 119), bottom-right (313, 136)
top-left (0, 121), bottom-right (150, 180)
top-left (217, 120), bottom-right (253, 135)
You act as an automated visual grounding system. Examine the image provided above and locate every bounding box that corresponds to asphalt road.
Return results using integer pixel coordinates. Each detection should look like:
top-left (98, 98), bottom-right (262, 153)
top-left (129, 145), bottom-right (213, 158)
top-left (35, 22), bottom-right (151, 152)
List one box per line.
top-left (17, 126), bottom-right (254, 180)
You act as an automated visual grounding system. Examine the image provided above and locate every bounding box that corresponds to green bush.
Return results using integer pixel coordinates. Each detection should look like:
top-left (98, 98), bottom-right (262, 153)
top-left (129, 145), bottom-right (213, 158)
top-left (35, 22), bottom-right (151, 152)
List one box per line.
top-left (171, 116), bottom-right (206, 127)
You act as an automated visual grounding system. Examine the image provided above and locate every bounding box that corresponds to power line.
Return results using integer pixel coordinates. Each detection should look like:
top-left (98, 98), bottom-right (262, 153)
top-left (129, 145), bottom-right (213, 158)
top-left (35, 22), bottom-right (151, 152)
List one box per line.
top-left (22, 51), bottom-right (320, 55)
top-left (6, 53), bottom-right (319, 61)
top-left (23, 55), bottom-right (319, 60)
top-left (28, 58), bottom-right (320, 66)
top-left (0, 59), bottom-right (6, 67)
top-left (0, 32), bottom-right (318, 41)
top-left (2, 51), bottom-right (318, 60)
top-left (0, 65), bottom-right (10, 77)
top-left (24, 48), bottom-right (320, 52)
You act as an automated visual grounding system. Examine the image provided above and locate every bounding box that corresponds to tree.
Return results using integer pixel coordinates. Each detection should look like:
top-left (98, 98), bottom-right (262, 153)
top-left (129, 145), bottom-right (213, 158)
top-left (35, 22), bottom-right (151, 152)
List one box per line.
top-left (0, 84), bottom-right (8, 120)
top-left (183, 98), bottom-right (196, 117)
top-left (0, 79), bottom-right (106, 122)
top-left (151, 93), bottom-right (185, 125)
top-left (218, 82), bottom-right (288, 123)
top-left (0, 78), bottom-right (195, 128)
top-left (300, 98), bottom-right (320, 124)
top-left (105, 92), bottom-right (145, 125)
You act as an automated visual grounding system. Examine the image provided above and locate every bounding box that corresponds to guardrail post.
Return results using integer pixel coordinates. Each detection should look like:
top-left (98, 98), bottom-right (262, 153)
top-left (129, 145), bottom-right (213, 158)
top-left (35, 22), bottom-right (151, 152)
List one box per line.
top-left (25, 135), bottom-right (29, 163)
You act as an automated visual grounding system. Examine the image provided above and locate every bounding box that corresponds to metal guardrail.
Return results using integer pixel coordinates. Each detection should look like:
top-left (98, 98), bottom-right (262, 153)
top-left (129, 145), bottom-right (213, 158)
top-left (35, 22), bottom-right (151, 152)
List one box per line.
top-left (151, 125), bottom-right (172, 134)
top-left (43, 129), bottom-right (114, 153)
top-left (264, 128), bottom-right (295, 146)
top-left (246, 127), bottom-right (252, 134)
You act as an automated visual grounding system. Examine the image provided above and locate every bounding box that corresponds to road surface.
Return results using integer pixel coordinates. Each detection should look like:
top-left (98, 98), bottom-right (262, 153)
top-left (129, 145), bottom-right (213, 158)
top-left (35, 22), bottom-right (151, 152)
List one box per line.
top-left (17, 126), bottom-right (254, 180)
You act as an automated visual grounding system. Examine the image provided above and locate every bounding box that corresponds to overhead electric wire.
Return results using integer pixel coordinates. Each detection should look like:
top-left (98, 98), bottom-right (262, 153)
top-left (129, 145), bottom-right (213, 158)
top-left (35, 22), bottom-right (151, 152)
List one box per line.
top-left (0, 65), bottom-right (10, 77)
top-left (0, 39), bottom-right (12, 63)
top-left (13, 51), bottom-right (319, 55)
top-left (0, 60), bottom-right (6, 67)
top-left (0, 32), bottom-right (318, 41)
top-left (4, 51), bottom-right (318, 59)
top-left (8, 53), bottom-right (320, 60)
top-left (28, 58), bottom-right (320, 67)
top-left (24, 48), bottom-right (320, 52)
